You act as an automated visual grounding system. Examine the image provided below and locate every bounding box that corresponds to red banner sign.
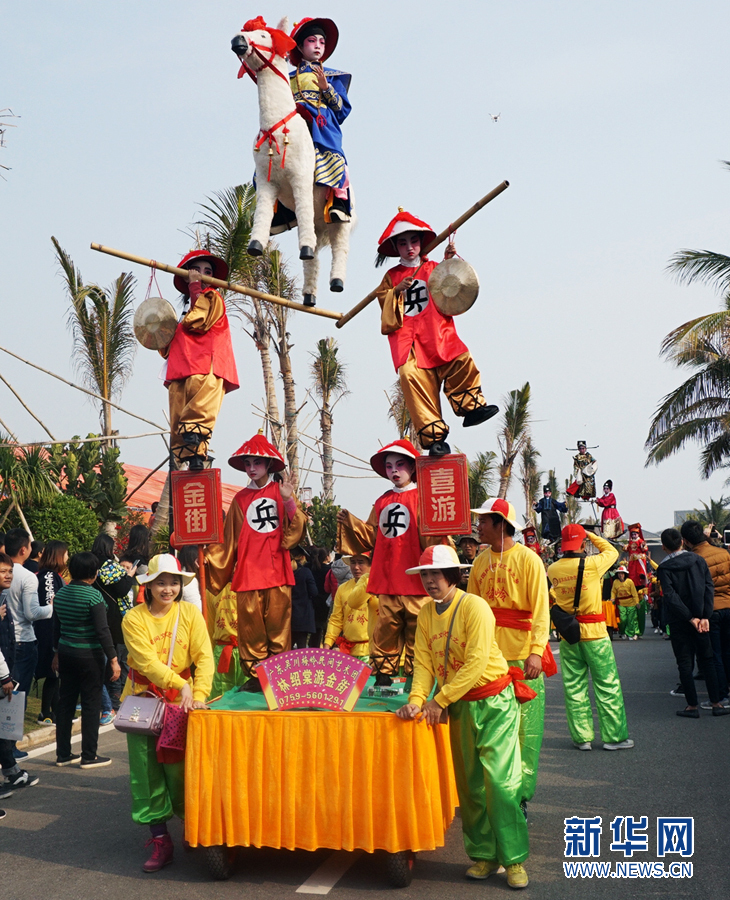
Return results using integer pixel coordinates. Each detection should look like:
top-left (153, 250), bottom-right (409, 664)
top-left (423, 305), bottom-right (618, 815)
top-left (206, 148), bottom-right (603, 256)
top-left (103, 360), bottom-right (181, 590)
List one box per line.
top-left (170, 469), bottom-right (224, 545)
top-left (257, 649), bottom-right (372, 711)
top-left (416, 453), bottom-right (471, 536)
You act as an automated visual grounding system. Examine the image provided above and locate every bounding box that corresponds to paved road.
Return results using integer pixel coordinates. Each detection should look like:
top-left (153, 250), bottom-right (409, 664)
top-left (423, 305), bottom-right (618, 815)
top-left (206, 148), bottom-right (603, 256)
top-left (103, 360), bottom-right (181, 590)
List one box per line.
top-left (2, 633), bottom-right (727, 899)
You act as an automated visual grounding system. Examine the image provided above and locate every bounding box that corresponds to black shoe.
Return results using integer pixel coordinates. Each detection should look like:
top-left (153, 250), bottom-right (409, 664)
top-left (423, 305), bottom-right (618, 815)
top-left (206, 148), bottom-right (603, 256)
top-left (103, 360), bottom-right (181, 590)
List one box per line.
top-left (712, 706), bottom-right (730, 717)
top-left (374, 674), bottom-right (393, 687)
top-left (463, 405), bottom-right (499, 428)
top-left (428, 441), bottom-right (451, 457)
top-left (3, 770), bottom-right (39, 790)
top-left (240, 677), bottom-right (263, 693)
top-left (79, 755), bottom-right (112, 769)
top-left (676, 709), bottom-right (700, 718)
top-left (669, 685), bottom-right (684, 696)
top-left (56, 754), bottom-right (82, 767)
top-left (188, 455), bottom-right (207, 471)
top-left (302, 293), bottom-right (316, 308)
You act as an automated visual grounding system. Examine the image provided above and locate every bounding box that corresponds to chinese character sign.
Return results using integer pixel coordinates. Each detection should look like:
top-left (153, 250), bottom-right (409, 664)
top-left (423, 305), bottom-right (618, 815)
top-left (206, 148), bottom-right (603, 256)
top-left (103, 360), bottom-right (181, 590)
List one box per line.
top-left (416, 453), bottom-right (471, 536)
top-left (171, 469), bottom-right (224, 545)
top-left (257, 649), bottom-right (372, 711)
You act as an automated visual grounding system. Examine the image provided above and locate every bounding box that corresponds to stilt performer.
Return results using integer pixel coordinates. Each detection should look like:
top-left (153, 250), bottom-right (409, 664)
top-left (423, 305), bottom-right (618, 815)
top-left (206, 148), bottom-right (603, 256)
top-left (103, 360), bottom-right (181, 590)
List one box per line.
top-left (624, 523), bottom-right (649, 589)
top-left (205, 431), bottom-right (307, 691)
top-left (163, 251), bottom-right (239, 469)
top-left (375, 211), bottom-right (497, 456)
top-left (336, 439), bottom-right (439, 683)
top-left (566, 441), bottom-right (597, 501)
top-left (396, 544), bottom-right (532, 889)
top-left (595, 480), bottom-right (624, 539)
top-left (467, 499), bottom-right (555, 811)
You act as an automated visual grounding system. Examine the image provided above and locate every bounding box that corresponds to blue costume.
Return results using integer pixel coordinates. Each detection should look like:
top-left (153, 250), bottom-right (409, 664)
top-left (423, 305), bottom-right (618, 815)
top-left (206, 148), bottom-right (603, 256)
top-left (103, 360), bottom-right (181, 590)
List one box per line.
top-left (290, 63), bottom-right (351, 192)
top-left (534, 494), bottom-right (568, 541)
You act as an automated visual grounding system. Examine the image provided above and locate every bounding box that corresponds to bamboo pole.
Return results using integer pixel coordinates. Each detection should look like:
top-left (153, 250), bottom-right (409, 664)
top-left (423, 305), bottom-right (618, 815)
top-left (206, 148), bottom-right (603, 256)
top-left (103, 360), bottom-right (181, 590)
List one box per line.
top-left (0, 372), bottom-right (57, 440)
top-left (0, 431), bottom-right (166, 450)
top-left (0, 344), bottom-right (167, 431)
top-left (91, 243), bottom-right (343, 322)
top-left (335, 181), bottom-right (510, 329)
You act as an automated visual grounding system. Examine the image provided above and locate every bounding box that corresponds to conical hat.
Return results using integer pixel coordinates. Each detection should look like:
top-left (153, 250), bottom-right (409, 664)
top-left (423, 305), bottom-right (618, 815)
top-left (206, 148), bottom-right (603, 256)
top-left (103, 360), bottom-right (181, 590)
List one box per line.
top-left (229, 431), bottom-right (286, 472)
top-left (173, 250), bottom-right (229, 295)
top-left (377, 210), bottom-right (436, 257)
top-left (370, 439), bottom-right (419, 479)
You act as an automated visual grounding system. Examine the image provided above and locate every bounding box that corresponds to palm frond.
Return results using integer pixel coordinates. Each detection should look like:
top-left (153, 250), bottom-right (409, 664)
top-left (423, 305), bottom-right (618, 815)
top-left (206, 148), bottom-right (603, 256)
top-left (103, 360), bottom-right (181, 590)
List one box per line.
top-left (668, 249), bottom-right (730, 296)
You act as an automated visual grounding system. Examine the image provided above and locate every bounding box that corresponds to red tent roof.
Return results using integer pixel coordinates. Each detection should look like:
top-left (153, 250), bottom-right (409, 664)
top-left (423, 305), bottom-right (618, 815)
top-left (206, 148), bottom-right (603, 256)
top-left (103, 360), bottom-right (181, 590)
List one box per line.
top-left (123, 464), bottom-right (245, 512)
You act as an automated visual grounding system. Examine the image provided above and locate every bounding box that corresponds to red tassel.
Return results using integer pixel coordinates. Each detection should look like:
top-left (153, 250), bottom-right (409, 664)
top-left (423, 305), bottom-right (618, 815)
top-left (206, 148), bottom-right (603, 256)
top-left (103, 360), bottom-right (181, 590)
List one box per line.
top-left (316, 113), bottom-right (326, 128)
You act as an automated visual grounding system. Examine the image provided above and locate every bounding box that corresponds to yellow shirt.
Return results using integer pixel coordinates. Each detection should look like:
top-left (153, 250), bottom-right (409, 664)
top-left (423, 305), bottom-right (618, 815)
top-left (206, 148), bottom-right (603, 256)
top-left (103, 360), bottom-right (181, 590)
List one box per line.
top-left (409, 590), bottom-right (509, 709)
top-left (466, 542), bottom-right (550, 661)
top-left (324, 575), bottom-right (377, 655)
top-left (210, 584), bottom-right (238, 642)
top-left (122, 600), bottom-right (214, 702)
top-left (547, 533), bottom-right (619, 641)
top-left (612, 578), bottom-right (639, 607)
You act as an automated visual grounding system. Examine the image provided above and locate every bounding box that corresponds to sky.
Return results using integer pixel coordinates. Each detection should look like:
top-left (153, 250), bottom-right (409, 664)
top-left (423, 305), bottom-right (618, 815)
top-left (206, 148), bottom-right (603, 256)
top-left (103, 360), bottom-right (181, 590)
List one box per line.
top-left (3, 1), bottom-right (730, 532)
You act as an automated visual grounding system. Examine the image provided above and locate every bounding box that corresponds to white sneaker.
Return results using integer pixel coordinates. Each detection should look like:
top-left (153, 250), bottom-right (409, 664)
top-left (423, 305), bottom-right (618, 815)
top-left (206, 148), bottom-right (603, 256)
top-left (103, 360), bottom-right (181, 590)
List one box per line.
top-left (603, 739), bottom-right (635, 751)
top-left (573, 742), bottom-right (592, 751)
top-left (700, 698), bottom-right (730, 710)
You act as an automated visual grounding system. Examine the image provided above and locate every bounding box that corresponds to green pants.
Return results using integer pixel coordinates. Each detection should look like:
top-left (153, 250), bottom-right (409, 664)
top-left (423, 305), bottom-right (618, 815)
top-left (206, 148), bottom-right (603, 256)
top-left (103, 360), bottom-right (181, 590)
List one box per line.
top-left (559, 637), bottom-right (629, 745)
top-left (127, 732), bottom-right (185, 826)
top-left (210, 643), bottom-right (249, 699)
top-left (637, 599), bottom-right (647, 635)
top-left (449, 686), bottom-right (529, 867)
top-left (508, 659), bottom-right (544, 804)
top-left (620, 605), bottom-right (639, 638)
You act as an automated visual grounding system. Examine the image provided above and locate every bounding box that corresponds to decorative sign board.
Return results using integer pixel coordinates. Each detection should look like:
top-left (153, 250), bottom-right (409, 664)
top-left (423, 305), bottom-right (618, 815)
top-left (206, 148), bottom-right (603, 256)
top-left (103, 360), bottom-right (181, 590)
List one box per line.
top-left (171, 468), bottom-right (224, 545)
top-left (257, 649), bottom-right (372, 711)
top-left (416, 453), bottom-right (471, 536)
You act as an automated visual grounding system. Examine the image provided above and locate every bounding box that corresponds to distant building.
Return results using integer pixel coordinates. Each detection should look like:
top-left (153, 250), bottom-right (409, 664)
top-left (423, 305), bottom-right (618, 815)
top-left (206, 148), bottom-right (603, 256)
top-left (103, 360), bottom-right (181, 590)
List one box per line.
top-left (674, 510), bottom-right (695, 527)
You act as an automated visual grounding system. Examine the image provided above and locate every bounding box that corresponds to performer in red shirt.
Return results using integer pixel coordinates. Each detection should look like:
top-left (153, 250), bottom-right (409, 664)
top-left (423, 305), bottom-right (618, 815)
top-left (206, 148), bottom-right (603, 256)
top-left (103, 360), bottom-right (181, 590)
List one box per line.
top-left (375, 211), bottom-right (497, 456)
top-left (625, 523), bottom-right (649, 590)
top-left (163, 250), bottom-right (239, 469)
top-left (337, 439), bottom-right (443, 684)
top-left (595, 480), bottom-right (625, 540)
top-left (205, 432), bottom-right (307, 691)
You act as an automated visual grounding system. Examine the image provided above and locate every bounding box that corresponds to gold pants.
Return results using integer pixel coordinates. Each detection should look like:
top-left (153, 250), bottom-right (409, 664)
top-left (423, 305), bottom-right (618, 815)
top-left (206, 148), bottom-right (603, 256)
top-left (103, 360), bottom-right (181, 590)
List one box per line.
top-left (168, 369), bottom-right (225, 460)
top-left (398, 348), bottom-right (485, 447)
top-left (372, 594), bottom-right (429, 675)
top-left (236, 586), bottom-right (292, 674)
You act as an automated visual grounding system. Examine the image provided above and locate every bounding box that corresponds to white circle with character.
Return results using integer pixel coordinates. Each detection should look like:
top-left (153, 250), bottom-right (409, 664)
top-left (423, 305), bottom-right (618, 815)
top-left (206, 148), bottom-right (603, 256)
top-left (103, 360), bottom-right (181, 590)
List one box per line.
top-left (378, 503), bottom-right (411, 539)
top-left (246, 497), bottom-right (280, 533)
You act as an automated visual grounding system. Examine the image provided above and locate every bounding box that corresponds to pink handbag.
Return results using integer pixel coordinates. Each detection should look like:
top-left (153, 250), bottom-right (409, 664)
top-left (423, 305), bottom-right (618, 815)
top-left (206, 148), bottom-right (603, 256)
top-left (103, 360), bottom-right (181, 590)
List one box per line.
top-left (156, 702), bottom-right (189, 751)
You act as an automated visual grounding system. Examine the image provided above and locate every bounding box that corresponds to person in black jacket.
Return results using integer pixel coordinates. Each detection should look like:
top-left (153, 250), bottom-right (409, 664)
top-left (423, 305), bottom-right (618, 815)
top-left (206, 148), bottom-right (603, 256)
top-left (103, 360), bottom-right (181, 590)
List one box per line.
top-left (657, 528), bottom-right (730, 718)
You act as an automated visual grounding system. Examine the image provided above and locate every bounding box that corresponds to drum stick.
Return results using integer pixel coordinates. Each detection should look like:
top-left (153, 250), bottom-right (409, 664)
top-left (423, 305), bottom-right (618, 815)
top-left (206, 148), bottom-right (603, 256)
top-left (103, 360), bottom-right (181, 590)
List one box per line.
top-left (90, 243), bottom-right (343, 322)
top-left (335, 181), bottom-right (509, 329)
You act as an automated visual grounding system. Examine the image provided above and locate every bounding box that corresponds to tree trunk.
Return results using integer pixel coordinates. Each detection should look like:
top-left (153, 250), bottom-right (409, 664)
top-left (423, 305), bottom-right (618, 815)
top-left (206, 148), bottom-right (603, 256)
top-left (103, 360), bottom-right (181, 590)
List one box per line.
top-left (251, 299), bottom-right (284, 452)
top-left (320, 405), bottom-right (334, 501)
top-left (279, 335), bottom-right (299, 484)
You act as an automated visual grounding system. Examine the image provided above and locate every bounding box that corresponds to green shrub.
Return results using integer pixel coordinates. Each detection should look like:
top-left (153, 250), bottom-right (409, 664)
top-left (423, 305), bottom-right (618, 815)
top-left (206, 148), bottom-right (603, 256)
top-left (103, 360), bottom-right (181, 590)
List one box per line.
top-left (14, 494), bottom-right (99, 554)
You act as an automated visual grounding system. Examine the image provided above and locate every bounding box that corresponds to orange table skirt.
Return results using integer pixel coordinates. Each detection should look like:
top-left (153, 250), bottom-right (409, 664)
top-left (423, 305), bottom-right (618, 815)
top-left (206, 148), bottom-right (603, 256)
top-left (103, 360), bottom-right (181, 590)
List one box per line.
top-left (602, 600), bottom-right (619, 630)
top-left (185, 709), bottom-right (458, 853)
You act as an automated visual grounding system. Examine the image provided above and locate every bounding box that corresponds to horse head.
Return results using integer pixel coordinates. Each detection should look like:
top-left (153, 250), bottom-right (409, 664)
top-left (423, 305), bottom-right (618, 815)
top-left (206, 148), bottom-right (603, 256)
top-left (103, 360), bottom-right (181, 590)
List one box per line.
top-left (232, 17), bottom-right (295, 79)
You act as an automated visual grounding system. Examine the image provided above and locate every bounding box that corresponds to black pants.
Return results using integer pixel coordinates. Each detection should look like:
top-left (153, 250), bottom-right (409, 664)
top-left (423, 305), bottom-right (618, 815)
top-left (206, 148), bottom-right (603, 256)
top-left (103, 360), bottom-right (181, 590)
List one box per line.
top-left (0, 738), bottom-right (18, 774)
top-left (56, 650), bottom-right (105, 761)
top-left (291, 631), bottom-right (311, 649)
top-left (669, 620), bottom-right (721, 706)
top-left (709, 608), bottom-right (730, 698)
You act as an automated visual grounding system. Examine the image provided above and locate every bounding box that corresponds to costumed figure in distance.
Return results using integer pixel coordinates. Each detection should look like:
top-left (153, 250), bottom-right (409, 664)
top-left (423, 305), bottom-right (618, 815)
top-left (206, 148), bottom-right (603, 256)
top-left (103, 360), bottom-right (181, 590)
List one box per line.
top-left (532, 485), bottom-right (567, 543)
top-left (566, 441), bottom-right (597, 501)
top-left (624, 523), bottom-right (649, 590)
top-left (595, 480), bottom-right (624, 539)
top-left (162, 251), bottom-right (239, 470)
top-left (611, 566), bottom-right (640, 640)
top-left (323, 551), bottom-right (379, 662)
top-left (375, 210), bottom-right (498, 457)
top-left (205, 432), bottom-right (307, 692)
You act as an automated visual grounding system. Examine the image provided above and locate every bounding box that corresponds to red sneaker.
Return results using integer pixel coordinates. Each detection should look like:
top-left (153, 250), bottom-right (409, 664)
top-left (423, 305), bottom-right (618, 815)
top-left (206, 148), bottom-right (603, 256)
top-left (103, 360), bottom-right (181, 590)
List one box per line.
top-left (142, 834), bottom-right (174, 872)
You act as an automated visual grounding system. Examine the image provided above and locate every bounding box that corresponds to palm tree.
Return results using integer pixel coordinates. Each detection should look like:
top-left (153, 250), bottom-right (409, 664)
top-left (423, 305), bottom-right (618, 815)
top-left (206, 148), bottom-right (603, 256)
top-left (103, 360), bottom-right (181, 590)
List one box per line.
top-left (645, 162), bottom-right (730, 477)
top-left (690, 496), bottom-right (730, 534)
top-left (52, 237), bottom-right (137, 447)
top-left (386, 380), bottom-right (420, 447)
top-left (468, 450), bottom-right (497, 510)
top-left (0, 436), bottom-right (57, 537)
top-left (519, 438), bottom-right (542, 524)
top-left (496, 382), bottom-right (532, 499)
top-left (309, 337), bottom-right (349, 501)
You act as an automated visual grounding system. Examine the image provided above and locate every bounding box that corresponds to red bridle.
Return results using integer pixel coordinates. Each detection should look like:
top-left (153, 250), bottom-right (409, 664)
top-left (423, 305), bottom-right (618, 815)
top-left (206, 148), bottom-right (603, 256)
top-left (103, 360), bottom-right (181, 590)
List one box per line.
top-left (236, 37), bottom-right (290, 85)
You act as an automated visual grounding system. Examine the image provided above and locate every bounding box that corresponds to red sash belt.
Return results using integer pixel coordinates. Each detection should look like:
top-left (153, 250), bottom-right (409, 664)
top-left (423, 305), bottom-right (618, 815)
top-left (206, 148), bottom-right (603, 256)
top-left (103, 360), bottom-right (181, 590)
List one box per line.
top-left (334, 635), bottom-right (358, 655)
top-left (461, 666), bottom-right (538, 704)
top-left (576, 614), bottom-right (607, 623)
top-left (492, 607), bottom-right (557, 678)
top-left (216, 637), bottom-right (238, 673)
top-left (130, 666), bottom-right (191, 702)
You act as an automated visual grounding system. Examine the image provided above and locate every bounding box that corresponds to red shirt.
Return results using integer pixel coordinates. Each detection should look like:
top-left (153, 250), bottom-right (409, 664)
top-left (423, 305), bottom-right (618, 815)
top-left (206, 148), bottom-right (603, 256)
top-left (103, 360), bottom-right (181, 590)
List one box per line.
top-left (231, 481), bottom-right (295, 592)
top-left (385, 260), bottom-right (469, 370)
top-left (368, 486), bottom-right (426, 597)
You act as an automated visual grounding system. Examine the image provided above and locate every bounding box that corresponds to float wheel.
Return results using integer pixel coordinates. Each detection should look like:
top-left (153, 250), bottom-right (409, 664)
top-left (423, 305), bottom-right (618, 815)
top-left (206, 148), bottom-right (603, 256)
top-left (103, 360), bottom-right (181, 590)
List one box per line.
top-left (205, 845), bottom-right (236, 880)
top-left (384, 850), bottom-right (415, 888)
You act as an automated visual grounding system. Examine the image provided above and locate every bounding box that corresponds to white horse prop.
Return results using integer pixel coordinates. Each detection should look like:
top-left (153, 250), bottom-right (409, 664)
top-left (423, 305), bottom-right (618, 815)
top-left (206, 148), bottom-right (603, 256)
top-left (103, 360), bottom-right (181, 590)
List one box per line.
top-left (232, 17), bottom-right (352, 307)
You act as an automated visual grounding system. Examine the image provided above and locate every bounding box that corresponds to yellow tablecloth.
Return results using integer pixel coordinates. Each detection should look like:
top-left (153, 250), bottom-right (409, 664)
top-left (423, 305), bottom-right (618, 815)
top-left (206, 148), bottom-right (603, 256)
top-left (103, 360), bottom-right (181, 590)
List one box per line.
top-left (185, 709), bottom-right (458, 852)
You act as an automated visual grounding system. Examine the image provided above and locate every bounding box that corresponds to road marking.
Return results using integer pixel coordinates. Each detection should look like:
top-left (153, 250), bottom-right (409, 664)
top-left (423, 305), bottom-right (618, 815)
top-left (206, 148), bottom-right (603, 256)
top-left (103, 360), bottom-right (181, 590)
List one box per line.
top-left (296, 850), bottom-right (363, 894)
top-left (23, 723), bottom-right (117, 760)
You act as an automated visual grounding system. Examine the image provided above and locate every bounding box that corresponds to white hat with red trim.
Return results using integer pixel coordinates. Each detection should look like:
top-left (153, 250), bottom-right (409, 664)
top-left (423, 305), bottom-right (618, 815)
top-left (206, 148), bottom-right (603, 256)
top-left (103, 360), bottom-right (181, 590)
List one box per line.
top-left (471, 498), bottom-right (522, 532)
top-left (370, 439), bottom-right (419, 479)
top-left (377, 210), bottom-right (437, 257)
top-left (405, 544), bottom-right (469, 573)
top-left (137, 553), bottom-right (195, 586)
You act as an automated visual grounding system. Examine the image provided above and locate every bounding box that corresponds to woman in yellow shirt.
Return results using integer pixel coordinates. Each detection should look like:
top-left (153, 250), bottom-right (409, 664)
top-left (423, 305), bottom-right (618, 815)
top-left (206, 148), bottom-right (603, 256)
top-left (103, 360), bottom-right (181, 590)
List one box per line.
top-left (396, 545), bottom-right (531, 890)
top-left (611, 566), bottom-right (640, 640)
top-left (122, 554), bottom-right (214, 873)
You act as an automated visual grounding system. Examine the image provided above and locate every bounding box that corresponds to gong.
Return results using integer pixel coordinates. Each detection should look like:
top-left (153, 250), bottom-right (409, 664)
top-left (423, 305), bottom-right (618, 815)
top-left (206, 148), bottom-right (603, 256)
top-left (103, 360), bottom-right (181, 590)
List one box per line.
top-left (428, 258), bottom-right (480, 316)
top-left (134, 297), bottom-right (178, 350)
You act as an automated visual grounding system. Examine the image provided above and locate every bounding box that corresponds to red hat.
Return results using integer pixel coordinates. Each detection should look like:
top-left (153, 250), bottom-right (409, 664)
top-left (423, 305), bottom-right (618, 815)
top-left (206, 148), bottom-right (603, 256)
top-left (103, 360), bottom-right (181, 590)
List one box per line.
top-left (561, 523), bottom-right (587, 552)
top-left (628, 522), bottom-right (644, 539)
top-left (377, 210), bottom-right (437, 257)
top-left (405, 544), bottom-right (469, 574)
top-left (370, 439), bottom-right (419, 479)
top-left (174, 250), bottom-right (229, 296)
top-left (229, 430), bottom-right (286, 473)
top-left (289, 18), bottom-right (339, 66)
top-left (471, 498), bottom-right (522, 532)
